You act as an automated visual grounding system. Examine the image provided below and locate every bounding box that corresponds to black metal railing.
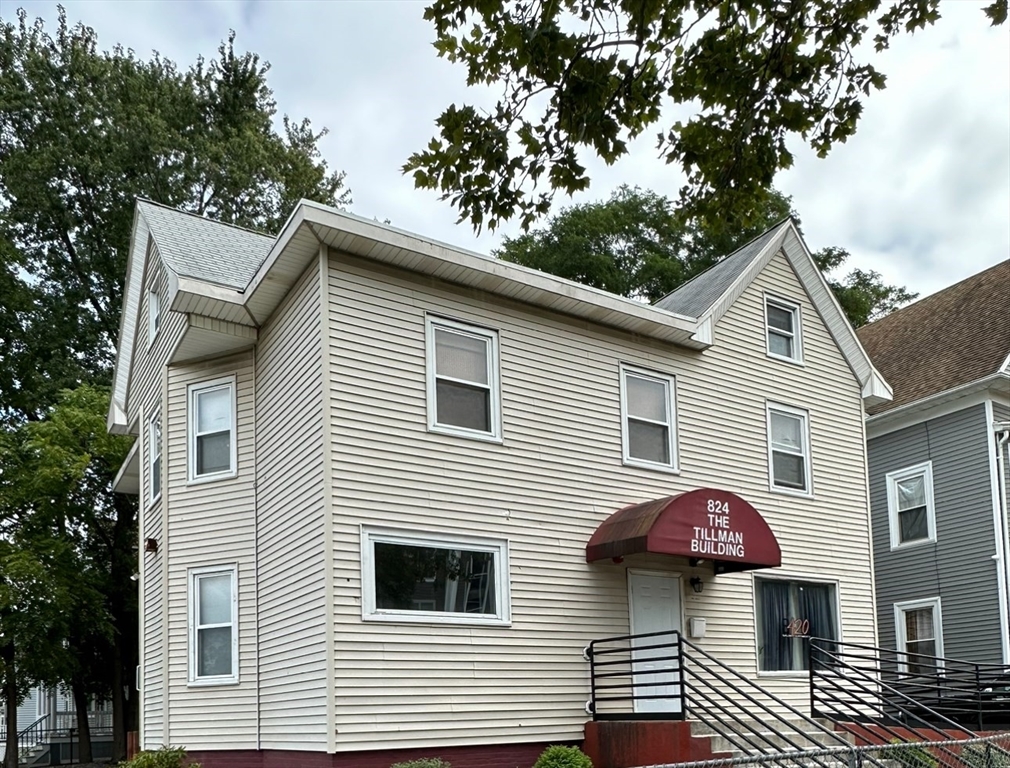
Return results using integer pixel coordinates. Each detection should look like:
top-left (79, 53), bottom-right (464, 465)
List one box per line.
top-left (11, 722), bottom-right (115, 766)
top-left (15, 713), bottom-right (49, 761)
top-left (810, 637), bottom-right (1010, 732)
top-left (585, 629), bottom-right (896, 767)
top-left (809, 637), bottom-right (1010, 767)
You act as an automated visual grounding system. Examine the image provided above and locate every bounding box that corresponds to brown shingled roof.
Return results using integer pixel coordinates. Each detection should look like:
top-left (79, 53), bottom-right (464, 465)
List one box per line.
top-left (857, 260), bottom-right (1010, 415)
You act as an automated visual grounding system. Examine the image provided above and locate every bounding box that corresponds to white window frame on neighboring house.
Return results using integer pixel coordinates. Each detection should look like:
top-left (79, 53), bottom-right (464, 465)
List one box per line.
top-left (425, 315), bottom-right (502, 442)
top-left (894, 597), bottom-right (944, 675)
top-left (188, 377), bottom-right (237, 483)
top-left (361, 526), bottom-right (511, 627)
top-left (148, 413), bottom-right (161, 506)
top-left (619, 364), bottom-right (679, 473)
top-left (148, 288), bottom-right (161, 347)
top-left (765, 294), bottom-right (803, 364)
top-left (188, 564), bottom-right (239, 686)
top-left (886, 461), bottom-right (937, 550)
top-left (766, 402), bottom-right (813, 496)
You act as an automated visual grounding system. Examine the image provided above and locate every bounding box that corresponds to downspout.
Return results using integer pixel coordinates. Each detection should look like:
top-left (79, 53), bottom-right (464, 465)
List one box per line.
top-left (994, 421), bottom-right (1010, 664)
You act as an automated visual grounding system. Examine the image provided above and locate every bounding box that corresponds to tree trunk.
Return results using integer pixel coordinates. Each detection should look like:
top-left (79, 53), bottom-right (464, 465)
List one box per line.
top-left (72, 681), bottom-right (93, 763)
top-left (3, 643), bottom-right (19, 768)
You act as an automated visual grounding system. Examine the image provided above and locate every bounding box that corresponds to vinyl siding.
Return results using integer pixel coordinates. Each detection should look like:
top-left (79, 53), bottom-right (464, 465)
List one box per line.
top-left (868, 403), bottom-right (1003, 663)
top-left (327, 248), bottom-right (876, 751)
top-left (255, 261), bottom-right (328, 749)
top-left (164, 352), bottom-right (258, 748)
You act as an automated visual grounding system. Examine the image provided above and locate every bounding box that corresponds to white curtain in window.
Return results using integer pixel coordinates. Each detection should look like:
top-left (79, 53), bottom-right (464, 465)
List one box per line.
top-left (771, 412), bottom-right (802, 450)
top-left (627, 375), bottom-right (667, 422)
top-left (897, 475), bottom-right (925, 510)
top-left (435, 329), bottom-right (488, 384)
top-left (198, 389), bottom-right (231, 433)
top-left (199, 575), bottom-right (231, 624)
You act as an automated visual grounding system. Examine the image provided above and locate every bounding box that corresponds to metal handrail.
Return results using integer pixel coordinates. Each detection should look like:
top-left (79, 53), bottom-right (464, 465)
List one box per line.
top-left (15, 713), bottom-right (49, 760)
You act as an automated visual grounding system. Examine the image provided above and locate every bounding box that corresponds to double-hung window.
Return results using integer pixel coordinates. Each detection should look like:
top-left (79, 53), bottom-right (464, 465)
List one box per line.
top-left (189, 378), bottom-right (236, 481)
top-left (756, 577), bottom-right (839, 672)
top-left (148, 288), bottom-right (161, 346)
top-left (149, 414), bottom-right (162, 504)
top-left (894, 598), bottom-right (943, 675)
top-left (767, 403), bottom-right (812, 494)
top-left (886, 462), bottom-right (936, 549)
top-left (189, 565), bottom-right (238, 684)
top-left (765, 295), bottom-right (802, 363)
top-left (620, 365), bottom-right (678, 472)
top-left (425, 316), bottom-right (501, 441)
top-left (361, 527), bottom-right (510, 626)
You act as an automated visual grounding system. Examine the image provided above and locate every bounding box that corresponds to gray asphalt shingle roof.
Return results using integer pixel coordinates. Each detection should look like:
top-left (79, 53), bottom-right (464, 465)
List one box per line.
top-left (653, 223), bottom-right (787, 317)
top-left (138, 200), bottom-right (274, 290)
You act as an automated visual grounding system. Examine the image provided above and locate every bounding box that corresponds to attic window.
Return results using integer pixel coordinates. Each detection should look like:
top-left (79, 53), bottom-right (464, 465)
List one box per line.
top-left (148, 288), bottom-right (161, 346)
top-left (765, 295), bottom-right (802, 363)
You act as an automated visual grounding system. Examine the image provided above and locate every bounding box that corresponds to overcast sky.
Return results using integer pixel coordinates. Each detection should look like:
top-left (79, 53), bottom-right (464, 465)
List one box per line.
top-left (15, 0), bottom-right (1010, 300)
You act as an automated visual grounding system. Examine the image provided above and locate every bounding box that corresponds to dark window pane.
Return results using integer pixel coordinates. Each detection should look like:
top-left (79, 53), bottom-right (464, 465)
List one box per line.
top-left (198, 626), bottom-right (232, 677)
top-left (374, 542), bottom-right (496, 615)
top-left (628, 419), bottom-right (670, 464)
top-left (197, 431), bottom-right (231, 475)
top-left (152, 457), bottom-right (161, 499)
top-left (906, 639), bottom-right (938, 675)
top-left (773, 451), bottom-right (806, 490)
top-left (436, 380), bottom-right (490, 432)
top-left (899, 506), bottom-right (929, 542)
top-left (767, 305), bottom-right (794, 332)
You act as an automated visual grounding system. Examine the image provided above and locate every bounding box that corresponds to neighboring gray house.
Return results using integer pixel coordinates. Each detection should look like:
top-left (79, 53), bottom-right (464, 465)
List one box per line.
top-left (859, 260), bottom-right (1010, 669)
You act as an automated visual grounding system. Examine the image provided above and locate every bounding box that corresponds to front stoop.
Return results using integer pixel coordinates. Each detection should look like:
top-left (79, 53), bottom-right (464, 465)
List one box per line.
top-left (583, 720), bottom-right (731, 768)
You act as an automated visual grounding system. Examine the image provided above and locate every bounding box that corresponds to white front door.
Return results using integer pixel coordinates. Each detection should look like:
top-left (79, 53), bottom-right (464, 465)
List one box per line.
top-left (628, 570), bottom-right (683, 714)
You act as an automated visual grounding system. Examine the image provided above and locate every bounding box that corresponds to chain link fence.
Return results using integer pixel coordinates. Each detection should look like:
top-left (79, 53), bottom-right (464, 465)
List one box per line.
top-left (629, 731), bottom-right (1010, 768)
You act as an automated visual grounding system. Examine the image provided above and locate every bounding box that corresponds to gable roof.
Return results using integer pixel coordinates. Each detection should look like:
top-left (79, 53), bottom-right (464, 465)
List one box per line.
top-left (137, 200), bottom-right (274, 289)
top-left (109, 200), bottom-right (892, 432)
top-left (857, 259), bottom-right (1010, 416)
top-left (654, 223), bottom-right (787, 317)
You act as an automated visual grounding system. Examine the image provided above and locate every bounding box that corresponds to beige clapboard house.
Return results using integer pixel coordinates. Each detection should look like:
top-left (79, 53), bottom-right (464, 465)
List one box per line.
top-left (109, 199), bottom-right (889, 768)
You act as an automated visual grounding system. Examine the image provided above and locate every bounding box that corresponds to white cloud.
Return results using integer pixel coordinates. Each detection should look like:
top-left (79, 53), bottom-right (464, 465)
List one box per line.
top-left (16, 0), bottom-right (1009, 299)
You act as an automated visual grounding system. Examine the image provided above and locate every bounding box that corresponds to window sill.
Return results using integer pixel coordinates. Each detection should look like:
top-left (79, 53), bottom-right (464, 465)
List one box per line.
top-left (187, 676), bottom-right (240, 688)
top-left (147, 492), bottom-right (162, 509)
top-left (186, 470), bottom-right (238, 486)
top-left (427, 424), bottom-right (503, 444)
top-left (622, 458), bottom-right (681, 475)
top-left (769, 484), bottom-right (813, 499)
top-left (889, 537), bottom-right (937, 552)
top-left (756, 670), bottom-right (809, 679)
top-left (363, 611), bottom-right (511, 628)
top-left (766, 352), bottom-right (804, 367)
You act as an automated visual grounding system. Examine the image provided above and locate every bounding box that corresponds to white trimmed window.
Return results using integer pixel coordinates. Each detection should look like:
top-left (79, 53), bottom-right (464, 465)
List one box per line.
top-left (765, 295), bottom-right (802, 363)
top-left (756, 577), bottom-right (839, 672)
top-left (148, 288), bottom-right (161, 346)
top-left (425, 316), bottom-right (501, 441)
top-left (767, 403), bottom-right (812, 494)
top-left (894, 598), bottom-right (944, 675)
top-left (189, 565), bottom-right (238, 684)
top-left (886, 462), bottom-right (936, 549)
top-left (620, 365), bottom-right (678, 472)
top-left (188, 378), bottom-right (236, 481)
top-left (148, 414), bottom-right (161, 504)
top-left (361, 528), bottom-right (510, 626)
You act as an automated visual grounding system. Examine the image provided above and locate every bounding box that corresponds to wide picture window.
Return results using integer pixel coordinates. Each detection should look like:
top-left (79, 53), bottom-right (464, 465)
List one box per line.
top-left (363, 529), bottom-right (510, 625)
top-left (756, 578), bottom-right (838, 672)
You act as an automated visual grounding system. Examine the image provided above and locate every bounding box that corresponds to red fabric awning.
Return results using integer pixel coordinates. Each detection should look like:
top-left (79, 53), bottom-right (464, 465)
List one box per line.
top-left (586, 488), bottom-right (782, 574)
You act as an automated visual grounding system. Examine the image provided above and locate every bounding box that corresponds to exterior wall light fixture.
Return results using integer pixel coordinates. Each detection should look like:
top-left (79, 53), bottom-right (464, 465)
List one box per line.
top-left (689, 576), bottom-right (704, 594)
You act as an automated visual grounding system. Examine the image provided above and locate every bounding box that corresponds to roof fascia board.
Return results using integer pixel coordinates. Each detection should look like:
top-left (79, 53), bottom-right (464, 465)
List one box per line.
top-left (866, 372), bottom-right (1010, 437)
top-left (255, 201), bottom-right (703, 344)
top-left (1001, 350), bottom-right (1010, 374)
top-left (779, 224), bottom-right (892, 406)
top-left (701, 222), bottom-right (791, 330)
top-left (111, 437), bottom-right (140, 494)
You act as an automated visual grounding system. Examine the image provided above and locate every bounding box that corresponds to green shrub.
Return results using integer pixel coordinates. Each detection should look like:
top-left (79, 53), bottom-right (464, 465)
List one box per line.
top-left (532, 745), bottom-right (593, 768)
top-left (886, 740), bottom-right (938, 768)
top-left (389, 759), bottom-right (452, 768)
top-left (962, 743), bottom-right (1010, 768)
top-left (120, 746), bottom-right (200, 768)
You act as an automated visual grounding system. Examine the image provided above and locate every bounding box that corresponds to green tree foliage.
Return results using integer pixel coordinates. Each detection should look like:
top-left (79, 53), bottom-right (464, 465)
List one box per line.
top-left (0, 7), bottom-right (350, 422)
top-left (406, 0), bottom-right (1007, 231)
top-left (497, 186), bottom-right (915, 327)
top-left (0, 386), bottom-right (133, 762)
